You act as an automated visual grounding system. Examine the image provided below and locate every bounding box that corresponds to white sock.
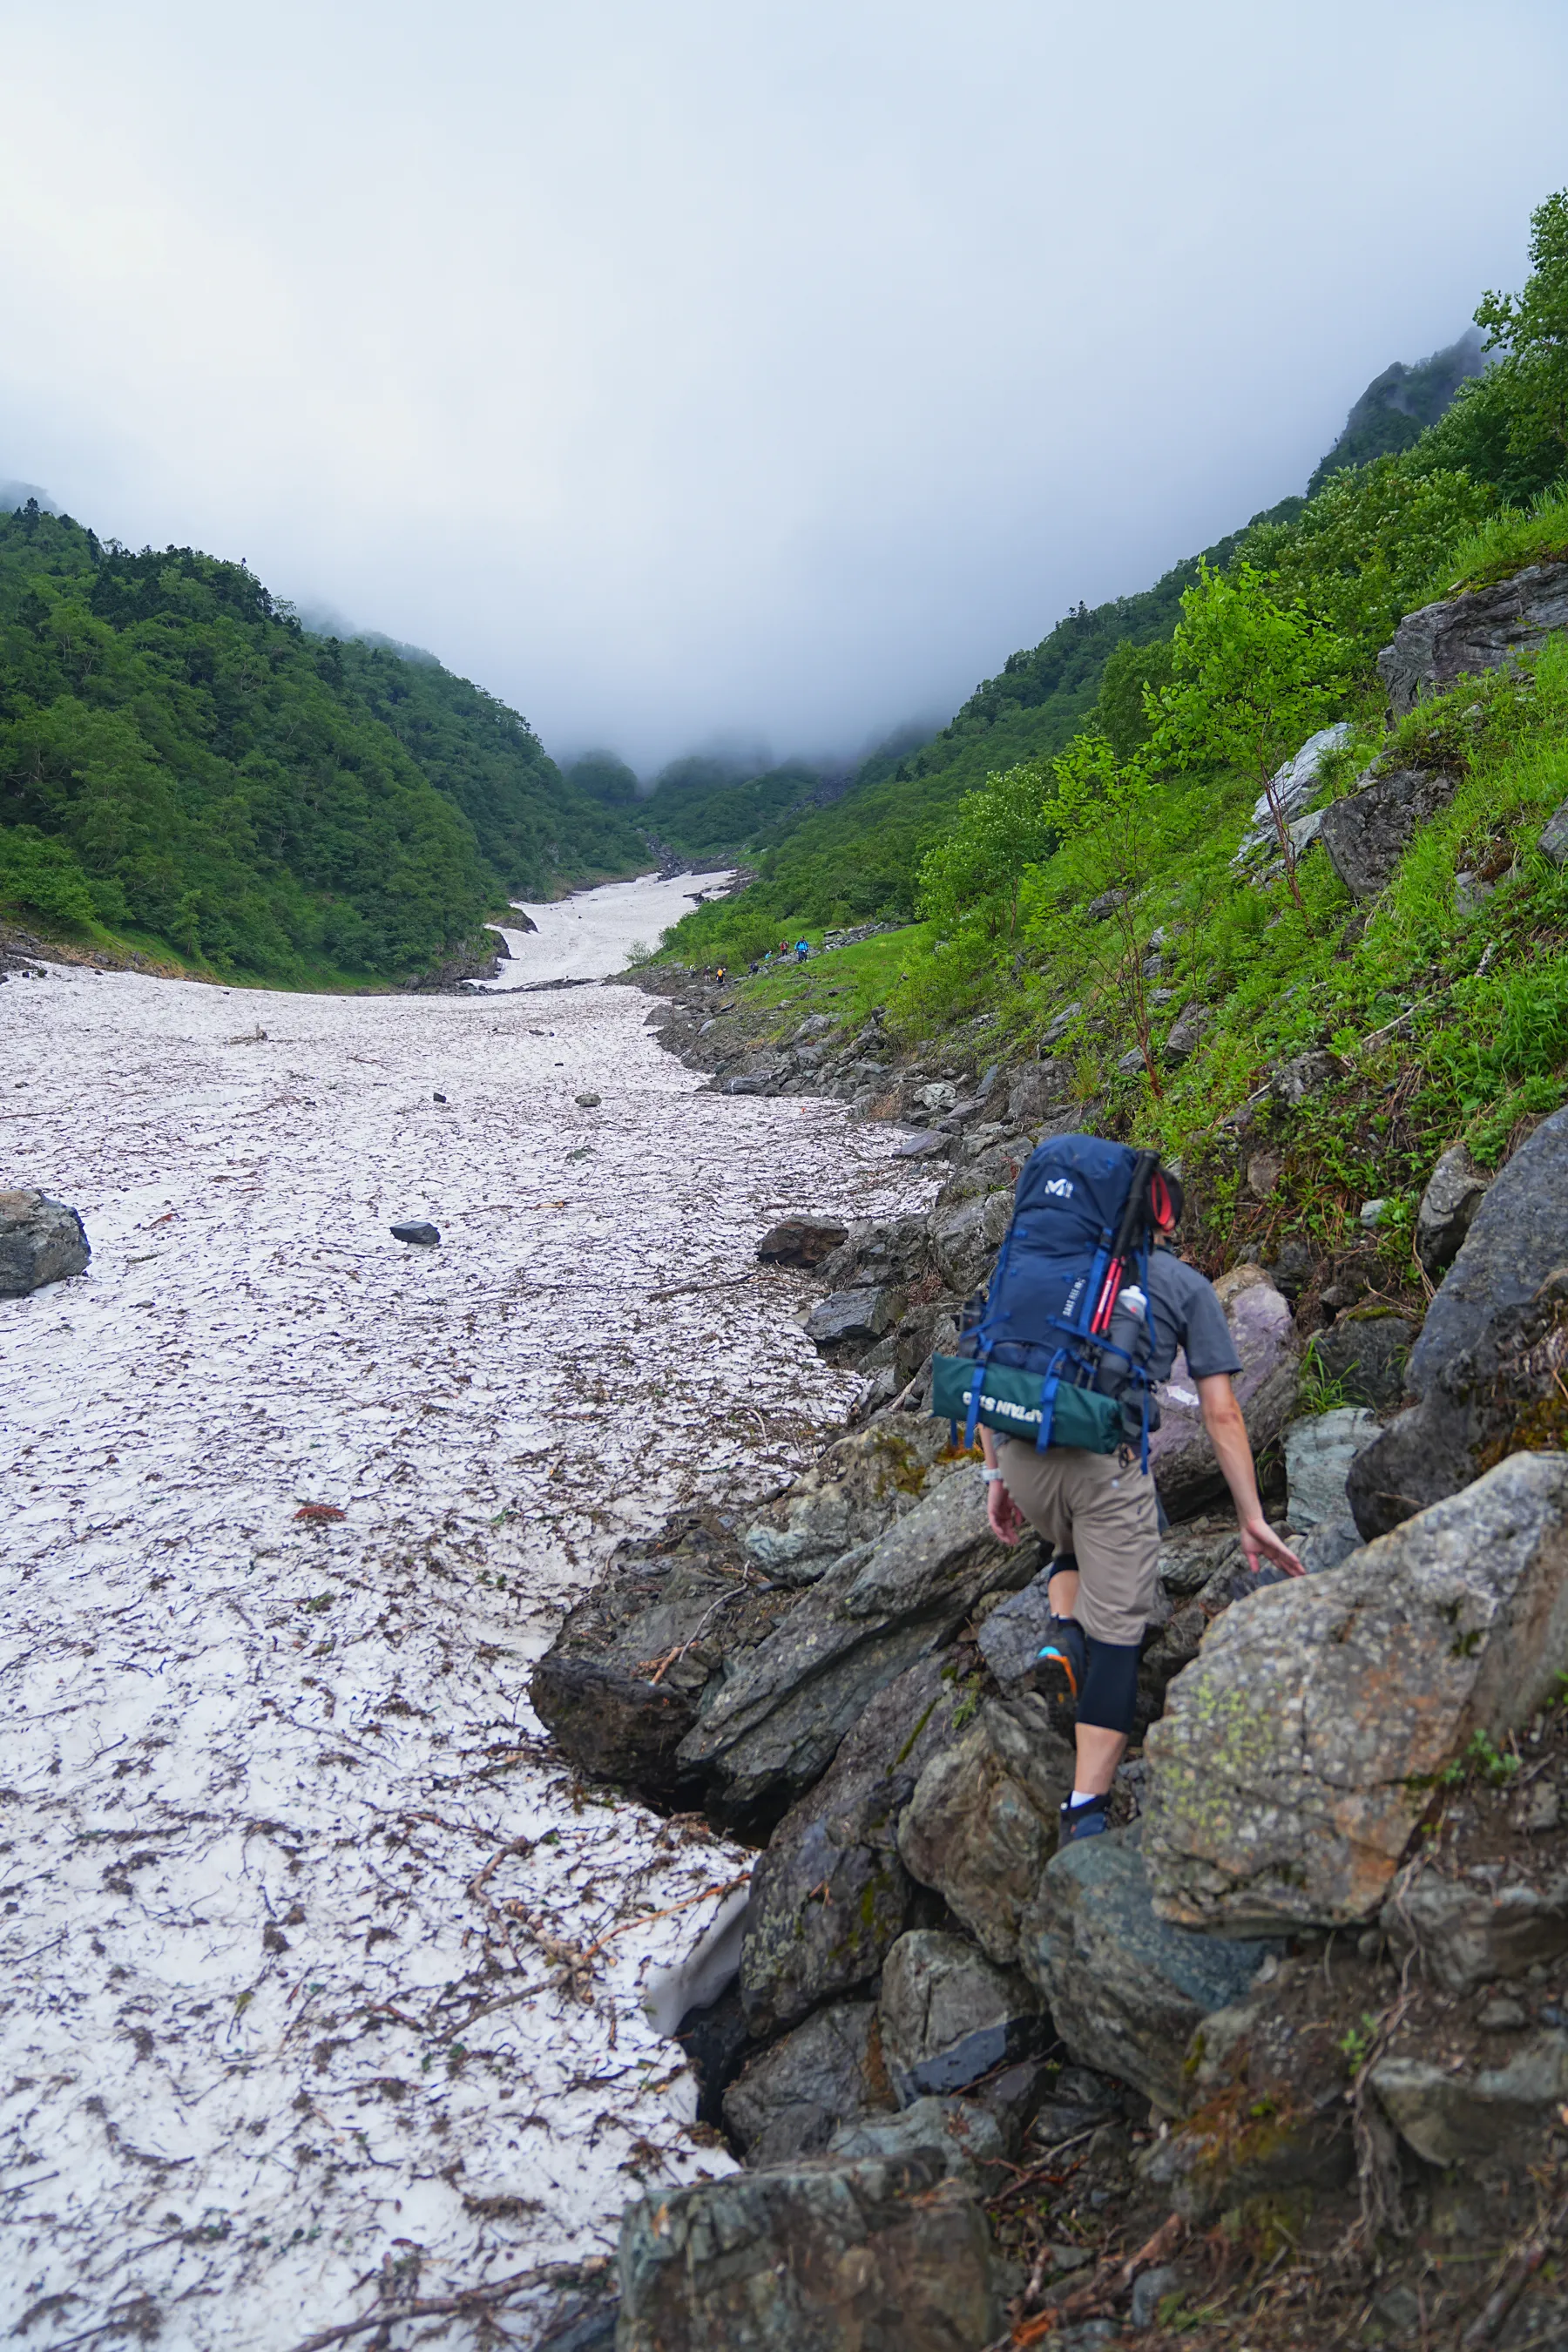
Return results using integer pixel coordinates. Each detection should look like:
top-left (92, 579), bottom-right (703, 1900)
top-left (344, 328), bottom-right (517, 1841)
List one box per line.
top-left (1069, 1788), bottom-right (1102, 1808)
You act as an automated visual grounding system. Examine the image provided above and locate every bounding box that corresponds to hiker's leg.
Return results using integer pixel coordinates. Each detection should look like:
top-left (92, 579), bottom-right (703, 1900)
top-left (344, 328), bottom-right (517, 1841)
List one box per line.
top-left (1071, 1635), bottom-right (1143, 1794)
top-left (1046, 1550), bottom-right (1079, 1619)
top-left (1056, 1450), bottom-right (1159, 1797)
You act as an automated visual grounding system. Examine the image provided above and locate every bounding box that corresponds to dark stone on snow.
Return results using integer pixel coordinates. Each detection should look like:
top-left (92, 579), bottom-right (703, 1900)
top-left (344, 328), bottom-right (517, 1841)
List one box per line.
top-left (756, 1214), bottom-right (850, 1268)
top-left (721, 1999), bottom-right (894, 2166)
top-left (1348, 1103), bottom-right (1568, 1537)
top-left (390, 1220), bottom-right (441, 1245)
top-left (617, 2152), bottom-right (998, 2352)
top-left (0, 1188), bottom-right (90, 1296)
top-left (1377, 558), bottom-right (1568, 718)
top-left (1318, 765), bottom-right (1464, 902)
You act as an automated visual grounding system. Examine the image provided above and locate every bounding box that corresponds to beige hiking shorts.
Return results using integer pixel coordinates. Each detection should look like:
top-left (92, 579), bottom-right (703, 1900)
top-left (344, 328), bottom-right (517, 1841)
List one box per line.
top-left (996, 1439), bottom-right (1159, 1646)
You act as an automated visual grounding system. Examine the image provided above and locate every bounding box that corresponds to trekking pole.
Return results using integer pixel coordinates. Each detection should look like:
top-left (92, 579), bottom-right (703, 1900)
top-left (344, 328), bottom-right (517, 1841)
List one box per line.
top-left (1091, 1149), bottom-right (1159, 1335)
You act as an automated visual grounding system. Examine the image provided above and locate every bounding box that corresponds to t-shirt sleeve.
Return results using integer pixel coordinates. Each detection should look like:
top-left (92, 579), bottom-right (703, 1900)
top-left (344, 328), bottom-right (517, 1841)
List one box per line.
top-left (1179, 1269), bottom-right (1243, 1380)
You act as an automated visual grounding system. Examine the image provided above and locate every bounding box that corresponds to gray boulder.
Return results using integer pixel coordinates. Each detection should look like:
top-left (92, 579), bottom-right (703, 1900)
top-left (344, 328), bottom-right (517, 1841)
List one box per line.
top-left (0, 1189), bottom-right (90, 1296)
top-left (1017, 1822), bottom-right (1278, 2112)
top-left (1311, 1311), bottom-right (1414, 1409)
top-left (721, 2000), bottom-right (893, 2166)
top-left (1539, 799), bottom-right (1568, 865)
top-left (1150, 1265), bottom-right (1298, 1522)
top-left (1271, 1049), bottom-right (1343, 1107)
top-left (677, 1469), bottom-right (1042, 1821)
top-left (928, 1189), bottom-right (1013, 1295)
top-left (1416, 1143), bottom-right (1490, 1277)
top-left (1371, 2033), bottom-right (1568, 2166)
top-left (806, 1287), bottom-right (902, 1348)
top-left (878, 1931), bottom-right (1045, 2104)
top-left (1284, 1407), bottom-right (1380, 1527)
top-left (1380, 1858), bottom-right (1568, 1995)
top-left (975, 1571), bottom-right (1056, 1693)
top-left (1163, 1004), bottom-right (1213, 1067)
top-left (741, 1421), bottom-right (952, 1583)
top-left (737, 1653), bottom-right (968, 2035)
top-left (1319, 765), bottom-right (1465, 902)
top-left (1007, 1062), bottom-right (1071, 1125)
top-left (826, 2095), bottom-right (1008, 2194)
top-left (897, 1697), bottom-right (1075, 1963)
top-left (1377, 558), bottom-right (1568, 718)
top-left (616, 2152), bottom-right (997, 2352)
top-left (1143, 1452), bottom-right (1568, 1934)
top-left (1348, 1103), bottom-right (1568, 1538)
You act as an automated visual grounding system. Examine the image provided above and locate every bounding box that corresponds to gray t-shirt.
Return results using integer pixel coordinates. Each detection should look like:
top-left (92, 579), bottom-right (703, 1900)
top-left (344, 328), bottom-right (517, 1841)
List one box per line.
top-left (1141, 1247), bottom-right (1240, 1384)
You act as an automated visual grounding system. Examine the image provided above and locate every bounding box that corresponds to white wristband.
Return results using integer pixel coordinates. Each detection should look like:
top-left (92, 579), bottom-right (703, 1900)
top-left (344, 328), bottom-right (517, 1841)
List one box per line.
top-left (980, 1467), bottom-right (1004, 1484)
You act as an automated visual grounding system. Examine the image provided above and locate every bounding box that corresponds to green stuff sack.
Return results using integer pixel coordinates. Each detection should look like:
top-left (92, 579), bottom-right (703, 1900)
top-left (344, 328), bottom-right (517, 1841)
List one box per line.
top-left (930, 1354), bottom-right (1124, 1455)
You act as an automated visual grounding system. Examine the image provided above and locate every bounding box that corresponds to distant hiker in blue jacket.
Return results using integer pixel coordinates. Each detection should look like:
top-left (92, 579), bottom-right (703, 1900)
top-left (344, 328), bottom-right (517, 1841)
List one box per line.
top-left (970, 1150), bottom-right (1303, 1844)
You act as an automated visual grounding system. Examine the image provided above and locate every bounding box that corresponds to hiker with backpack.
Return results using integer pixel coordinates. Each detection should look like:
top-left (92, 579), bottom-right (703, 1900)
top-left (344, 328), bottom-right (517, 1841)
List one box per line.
top-left (932, 1133), bottom-right (1302, 1846)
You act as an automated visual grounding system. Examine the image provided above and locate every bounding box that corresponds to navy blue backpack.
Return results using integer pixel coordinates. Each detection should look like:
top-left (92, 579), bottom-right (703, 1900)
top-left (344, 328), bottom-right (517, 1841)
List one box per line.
top-left (930, 1133), bottom-right (1168, 1463)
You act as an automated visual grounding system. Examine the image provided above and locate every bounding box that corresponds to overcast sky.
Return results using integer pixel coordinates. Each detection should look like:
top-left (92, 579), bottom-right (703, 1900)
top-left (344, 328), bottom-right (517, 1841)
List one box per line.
top-left (3, 2), bottom-right (1566, 776)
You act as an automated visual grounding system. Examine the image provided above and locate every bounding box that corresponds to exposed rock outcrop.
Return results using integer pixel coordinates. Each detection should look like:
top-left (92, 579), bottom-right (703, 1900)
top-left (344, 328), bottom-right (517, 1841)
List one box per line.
top-left (1319, 764), bottom-right (1464, 902)
top-left (676, 1470), bottom-right (1041, 1821)
top-left (1348, 1104), bottom-right (1568, 1537)
top-left (1377, 558), bottom-right (1568, 717)
top-left (1143, 1452), bottom-right (1568, 1933)
top-left (722, 1999), bottom-right (893, 2166)
top-left (877, 1930), bottom-right (1045, 2103)
top-left (1416, 1141), bottom-right (1490, 1278)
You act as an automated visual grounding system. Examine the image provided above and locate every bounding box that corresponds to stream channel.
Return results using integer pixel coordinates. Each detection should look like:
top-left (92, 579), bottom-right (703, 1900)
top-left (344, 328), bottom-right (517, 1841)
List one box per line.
top-left (0, 874), bottom-right (936, 2348)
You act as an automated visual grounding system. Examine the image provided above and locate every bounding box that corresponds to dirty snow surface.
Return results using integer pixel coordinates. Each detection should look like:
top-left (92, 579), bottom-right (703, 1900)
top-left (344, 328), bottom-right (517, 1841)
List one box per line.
top-left (486, 867), bottom-right (736, 986)
top-left (0, 922), bottom-right (930, 2348)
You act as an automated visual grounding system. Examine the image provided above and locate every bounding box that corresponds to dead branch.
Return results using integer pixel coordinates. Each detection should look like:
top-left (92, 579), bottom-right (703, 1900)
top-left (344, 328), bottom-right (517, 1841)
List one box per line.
top-left (280, 2257), bottom-right (610, 2352)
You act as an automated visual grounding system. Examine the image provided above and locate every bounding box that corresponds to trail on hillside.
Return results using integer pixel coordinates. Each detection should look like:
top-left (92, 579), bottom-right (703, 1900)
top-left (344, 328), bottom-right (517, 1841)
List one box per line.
top-left (0, 931), bottom-right (933, 2349)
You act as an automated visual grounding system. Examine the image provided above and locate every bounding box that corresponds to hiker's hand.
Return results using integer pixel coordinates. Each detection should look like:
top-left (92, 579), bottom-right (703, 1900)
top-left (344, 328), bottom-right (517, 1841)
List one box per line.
top-left (988, 1480), bottom-right (1024, 1545)
top-left (1240, 1513), bottom-right (1305, 1578)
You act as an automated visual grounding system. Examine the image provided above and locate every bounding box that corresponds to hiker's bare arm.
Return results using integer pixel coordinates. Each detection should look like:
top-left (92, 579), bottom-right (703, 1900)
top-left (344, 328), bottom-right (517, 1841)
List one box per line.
top-left (978, 1428), bottom-right (1025, 1544)
top-left (1196, 1374), bottom-right (1305, 1578)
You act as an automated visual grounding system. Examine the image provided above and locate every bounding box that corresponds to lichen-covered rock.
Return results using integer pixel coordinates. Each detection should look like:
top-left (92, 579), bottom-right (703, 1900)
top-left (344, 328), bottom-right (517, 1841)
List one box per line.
top-left (1377, 558), bottom-right (1568, 717)
top-left (897, 1697), bottom-right (1074, 1963)
top-left (1416, 1143), bottom-right (1490, 1278)
top-left (1348, 1103), bottom-right (1568, 1538)
top-left (740, 1421), bottom-right (951, 1582)
top-left (677, 1470), bottom-right (1041, 1822)
top-left (0, 1188), bottom-right (90, 1296)
top-left (1143, 1452), bottom-right (1568, 1934)
top-left (878, 1930), bottom-right (1045, 2104)
top-left (1017, 1822), bottom-right (1277, 2112)
top-left (721, 2000), bottom-right (894, 2166)
top-left (616, 2152), bottom-right (998, 2352)
top-left (1371, 2032), bottom-right (1568, 2166)
top-left (1150, 1265), bottom-right (1298, 1523)
top-left (1319, 764), bottom-right (1465, 902)
top-left (737, 1654), bottom-right (968, 2035)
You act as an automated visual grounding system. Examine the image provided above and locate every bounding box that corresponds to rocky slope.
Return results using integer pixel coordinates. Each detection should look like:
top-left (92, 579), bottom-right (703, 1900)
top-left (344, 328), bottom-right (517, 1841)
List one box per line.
top-left (524, 565), bottom-right (1568, 2351)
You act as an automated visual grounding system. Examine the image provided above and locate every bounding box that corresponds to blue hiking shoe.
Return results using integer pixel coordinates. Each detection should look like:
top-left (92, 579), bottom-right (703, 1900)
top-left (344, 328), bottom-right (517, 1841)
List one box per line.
top-left (1035, 1615), bottom-right (1087, 1705)
top-left (1059, 1791), bottom-right (1110, 1844)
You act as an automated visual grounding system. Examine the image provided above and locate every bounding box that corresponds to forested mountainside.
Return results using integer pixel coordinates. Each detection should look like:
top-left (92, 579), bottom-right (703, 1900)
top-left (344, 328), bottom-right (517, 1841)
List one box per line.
top-left (656, 257), bottom-right (1567, 966)
top-left (0, 512), bottom-right (645, 981)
